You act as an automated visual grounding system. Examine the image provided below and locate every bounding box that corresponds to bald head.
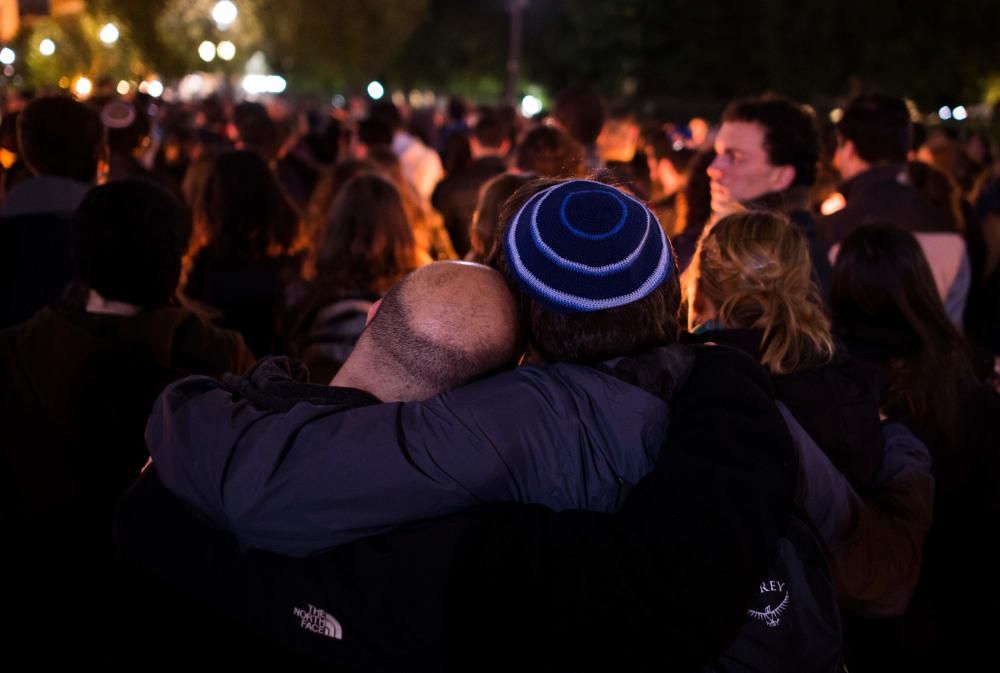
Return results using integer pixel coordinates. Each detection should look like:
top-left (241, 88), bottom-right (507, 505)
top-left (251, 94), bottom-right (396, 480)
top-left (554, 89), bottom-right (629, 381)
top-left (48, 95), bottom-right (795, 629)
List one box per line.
top-left (333, 262), bottom-right (520, 401)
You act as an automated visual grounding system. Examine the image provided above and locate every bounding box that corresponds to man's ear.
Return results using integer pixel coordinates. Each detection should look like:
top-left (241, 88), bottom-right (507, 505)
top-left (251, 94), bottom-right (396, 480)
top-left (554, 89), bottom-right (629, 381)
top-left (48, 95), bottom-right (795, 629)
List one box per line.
top-left (365, 298), bottom-right (383, 325)
top-left (771, 164), bottom-right (796, 192)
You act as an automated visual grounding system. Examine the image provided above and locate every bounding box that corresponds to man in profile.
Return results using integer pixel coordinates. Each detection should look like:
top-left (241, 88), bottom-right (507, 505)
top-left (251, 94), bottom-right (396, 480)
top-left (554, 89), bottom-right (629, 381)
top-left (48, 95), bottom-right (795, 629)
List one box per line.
top-left (820, 94), bottom-right (970, 323)
top-left (708, 95), bottom-right (831, 295)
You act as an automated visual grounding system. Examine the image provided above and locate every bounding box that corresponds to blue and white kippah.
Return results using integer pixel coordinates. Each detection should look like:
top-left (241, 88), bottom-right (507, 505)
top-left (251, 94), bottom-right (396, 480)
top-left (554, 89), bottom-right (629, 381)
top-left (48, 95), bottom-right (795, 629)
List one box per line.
top-left (504, 179), bottom-right (674, 313)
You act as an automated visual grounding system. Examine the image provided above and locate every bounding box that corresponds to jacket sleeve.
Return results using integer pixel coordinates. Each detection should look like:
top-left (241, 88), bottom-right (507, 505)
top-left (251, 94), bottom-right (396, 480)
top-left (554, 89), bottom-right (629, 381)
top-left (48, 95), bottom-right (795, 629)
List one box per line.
top-left (149, 364), bottom-right (667, 557)
top-left (445, 346), bottom-right (800, 671)
top-left (794, 415), bottom-right (934, 617)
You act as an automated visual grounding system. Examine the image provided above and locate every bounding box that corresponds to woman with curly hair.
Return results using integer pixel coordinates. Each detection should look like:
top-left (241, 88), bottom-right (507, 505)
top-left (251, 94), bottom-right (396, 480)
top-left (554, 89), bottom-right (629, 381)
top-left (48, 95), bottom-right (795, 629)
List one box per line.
top-left (683, 211), bottom-right (934, 623)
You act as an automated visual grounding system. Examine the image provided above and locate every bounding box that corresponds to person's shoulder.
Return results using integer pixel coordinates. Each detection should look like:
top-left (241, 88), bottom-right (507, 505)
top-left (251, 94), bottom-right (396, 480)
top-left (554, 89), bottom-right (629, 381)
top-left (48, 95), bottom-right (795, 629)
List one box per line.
top-left (688, 343), bottom-right (773, 389)
top-left (163, 306), bottom-right (255, 374)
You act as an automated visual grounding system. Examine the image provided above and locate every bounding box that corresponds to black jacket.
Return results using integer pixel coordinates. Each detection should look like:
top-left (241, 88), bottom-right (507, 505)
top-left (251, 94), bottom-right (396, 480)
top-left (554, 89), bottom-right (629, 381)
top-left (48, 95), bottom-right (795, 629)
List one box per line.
top-left (118, 347), bottom-right (841, 671)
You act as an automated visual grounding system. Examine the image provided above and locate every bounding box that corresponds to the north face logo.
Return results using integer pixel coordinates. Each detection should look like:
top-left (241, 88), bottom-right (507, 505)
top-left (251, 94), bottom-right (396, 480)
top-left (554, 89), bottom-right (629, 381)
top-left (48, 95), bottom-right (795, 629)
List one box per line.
top-left (747, 579), bottom-right (790, 628)
top-left (293, 604), bottom-right (343, 640)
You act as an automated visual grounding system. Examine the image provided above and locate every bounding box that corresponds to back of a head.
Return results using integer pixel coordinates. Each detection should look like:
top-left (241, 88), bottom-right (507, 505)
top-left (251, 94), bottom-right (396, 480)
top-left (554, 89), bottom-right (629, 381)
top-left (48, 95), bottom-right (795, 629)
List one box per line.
top-left (831, 222), bottom-right (972, 433)
top-left (101, 98), bottom-right (151, 155)
top-left (305, 158), bottom-right (374, 246)
top-left (72, 180), bottom-right (189, 308)
top-left (722, 96), bottom-right (820, 188)
top-left (447, 97), bottom-right (468, 123)
top-left (554, 86), bottom-right (606, 146)
top-left (316, 173), bottom-right (415, 294)
top-left (490, 178), bottom-right (681, 364)
top-left (515, 126), bottom-right (585, 178)
top-left (197, 149), bottom-right (298, 260)
top-left (831, 222), bottom-right (957, 360)
top-left (470, 172), bottom-right (535, 262)
top-left (18, 96), bottom-right (105, 182)
top-left (686, 211), bottom-right (833, 374)
top-left (474, 109), bottom-right (507, 150)
top-left (363, 261), bottom-right (520, 398)
top-left (368, 101), bottom-right (403, 132)
top-left (837, 94), bottom-right (911, 165)
top-left (233, 102), bottom-right (282, 160)
top-left (358, 118), bottom-right (394, 151)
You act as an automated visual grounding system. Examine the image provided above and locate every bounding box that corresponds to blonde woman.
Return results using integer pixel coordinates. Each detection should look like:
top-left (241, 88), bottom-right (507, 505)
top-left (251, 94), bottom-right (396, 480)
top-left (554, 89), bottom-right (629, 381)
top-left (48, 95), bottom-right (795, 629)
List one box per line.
top-left (683, 211), bottom-right (934, 618)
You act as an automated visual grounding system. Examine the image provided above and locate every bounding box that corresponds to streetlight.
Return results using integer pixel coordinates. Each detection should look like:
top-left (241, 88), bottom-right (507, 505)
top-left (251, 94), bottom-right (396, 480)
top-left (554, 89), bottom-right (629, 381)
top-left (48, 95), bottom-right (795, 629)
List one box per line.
top-left (504, 0), bottom-right (528, 105)
top-left (39, 39), bottom-right (55, 56)
top-left (212, 1), bottom-right (238, 30)
top-left (217, 40), bottom-right (236, 61)
top-left (99, 23), bottom-right (119, 45)
top-left (198, 41), bottom-right (216, 62)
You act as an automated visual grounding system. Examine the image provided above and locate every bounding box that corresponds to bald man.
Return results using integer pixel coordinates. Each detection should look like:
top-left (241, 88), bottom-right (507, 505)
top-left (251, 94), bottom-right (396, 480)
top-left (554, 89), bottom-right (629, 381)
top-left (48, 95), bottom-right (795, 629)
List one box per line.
top-left (332, 261), bottom-right (520, 402)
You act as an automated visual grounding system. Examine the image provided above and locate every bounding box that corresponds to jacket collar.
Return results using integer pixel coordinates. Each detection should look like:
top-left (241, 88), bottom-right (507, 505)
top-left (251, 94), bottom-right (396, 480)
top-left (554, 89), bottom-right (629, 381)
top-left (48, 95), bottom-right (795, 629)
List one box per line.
top-left (838, 164), bottom-right (909, 201)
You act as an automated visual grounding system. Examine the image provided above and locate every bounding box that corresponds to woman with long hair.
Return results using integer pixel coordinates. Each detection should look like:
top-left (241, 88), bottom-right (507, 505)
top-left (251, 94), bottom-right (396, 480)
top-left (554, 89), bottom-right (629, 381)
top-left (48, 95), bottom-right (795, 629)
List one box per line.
top-left (290, 173), bottom-right (425, 382)
top-left (684, 211), bottom-right (934, 623)
top-left (466, 172), bottom-right (534, 263)
top-left (183, 150), bottom-right (303, 357)
top-left (831, 222), bottom-right (1000, 670)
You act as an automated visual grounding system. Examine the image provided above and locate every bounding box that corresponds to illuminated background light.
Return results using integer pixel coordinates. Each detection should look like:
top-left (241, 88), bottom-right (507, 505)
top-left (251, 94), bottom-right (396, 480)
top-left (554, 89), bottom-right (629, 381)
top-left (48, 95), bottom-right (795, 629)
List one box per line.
top-left (198, 41), bottom-right (216, 62)
top-left (99, 23), bottom-right (120, 45)
top-left (952, 105), bottom-right (968, 121)
top-left (217, 40), bottom-right (236, 61)
top-left (242, 74), bottom-right (287, 95)
top-left (74, 76), bottom-right (93, 97)
top-left (39, 39), bottom-right (55, 56)
top-left (367, 80), bottom-right (384, 100)
top-left (212, 1), bottom-right (238, 29)
top-left (116, 80), bottom-right (130, 95)
top-left (520, 94), bottom-right (542, 117)
top-left (938, 105), bottom-right (952, 120)
top-left (0, 47), bottom-right (15, 65)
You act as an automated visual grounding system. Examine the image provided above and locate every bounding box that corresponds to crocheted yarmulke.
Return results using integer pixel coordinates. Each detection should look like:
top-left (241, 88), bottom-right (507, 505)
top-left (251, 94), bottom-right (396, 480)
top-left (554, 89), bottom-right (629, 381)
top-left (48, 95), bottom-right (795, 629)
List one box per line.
top-left (504, 179), bottom-right (673, 312)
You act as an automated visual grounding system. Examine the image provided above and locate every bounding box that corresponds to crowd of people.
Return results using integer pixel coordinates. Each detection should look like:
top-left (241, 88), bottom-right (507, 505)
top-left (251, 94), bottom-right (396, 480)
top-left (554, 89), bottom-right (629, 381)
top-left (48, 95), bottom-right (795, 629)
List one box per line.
top-left (1, 81), bottom-right (999, 672)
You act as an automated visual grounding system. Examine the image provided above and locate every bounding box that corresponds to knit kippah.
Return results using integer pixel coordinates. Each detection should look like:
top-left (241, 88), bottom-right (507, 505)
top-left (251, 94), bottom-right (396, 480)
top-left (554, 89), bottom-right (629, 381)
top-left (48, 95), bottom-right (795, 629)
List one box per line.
top-left (504, 179), bottom-right (674, 312)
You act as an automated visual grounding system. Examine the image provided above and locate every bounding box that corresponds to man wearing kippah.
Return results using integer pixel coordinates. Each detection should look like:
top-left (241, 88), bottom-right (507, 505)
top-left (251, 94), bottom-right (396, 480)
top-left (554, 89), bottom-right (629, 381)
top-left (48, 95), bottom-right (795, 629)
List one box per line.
top-left (130, 179), bottom-right (839, 670)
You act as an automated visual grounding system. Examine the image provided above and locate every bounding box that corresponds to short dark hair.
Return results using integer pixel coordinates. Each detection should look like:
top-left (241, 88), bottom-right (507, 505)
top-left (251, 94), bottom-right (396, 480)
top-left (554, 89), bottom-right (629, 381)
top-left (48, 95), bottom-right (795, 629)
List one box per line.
top-left (18, 96), bottom-right (105, 182)
top-left (72, 180), bottom-right (189, 307)
top-left (358, 117), bottom-right (394, 150)
top-left (474, 108), bottom-right (507, 149)
top-left (554, 86), bottom-right (606, 146)
top-left (722, 96), bottom-right (819, 188)
top-left (368, 101), bottom-right (403, 131)
top-left (489, 179), bottom-right (682, 364)
top-left (836, 94), bottom-right (911, 165)
top-left (233, 102), bottom-right (283, 160)
top-left (515, 126), bottom-right (584, 178)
